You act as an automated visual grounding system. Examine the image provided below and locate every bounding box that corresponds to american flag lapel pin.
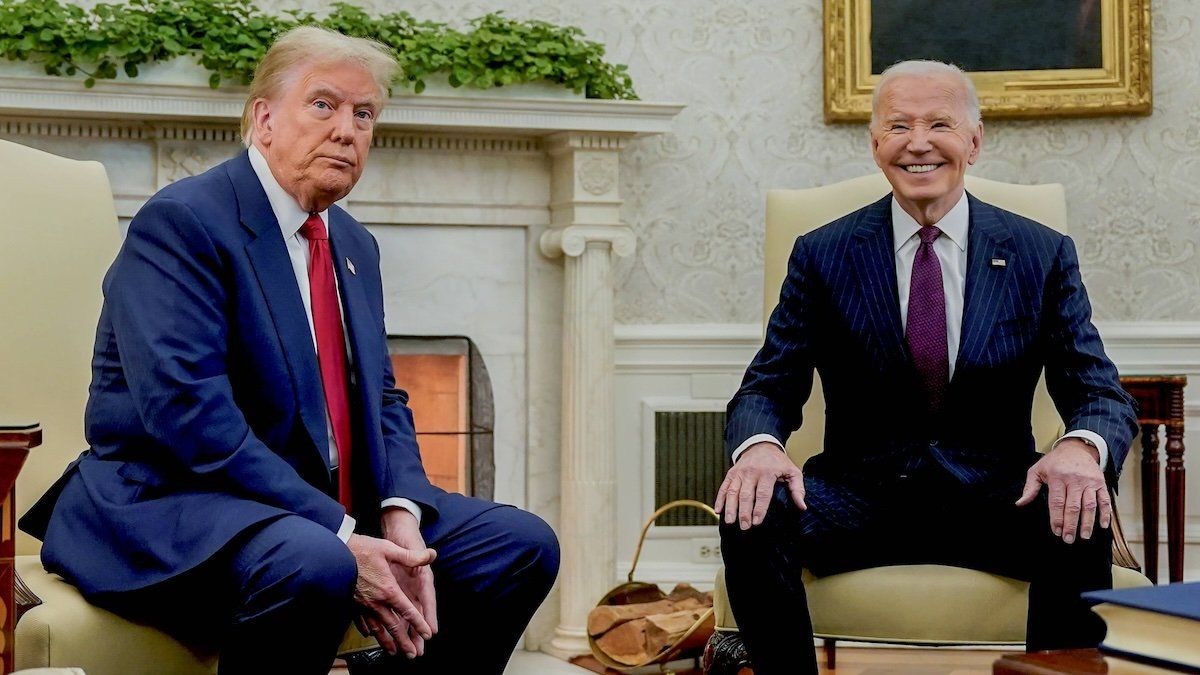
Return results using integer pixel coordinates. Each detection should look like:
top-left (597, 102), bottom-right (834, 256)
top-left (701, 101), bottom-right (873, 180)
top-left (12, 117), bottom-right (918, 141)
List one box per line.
top-left (990, 258), bottom-right (1007, 268)
top-left (346, 257), bottom-right (356, 275)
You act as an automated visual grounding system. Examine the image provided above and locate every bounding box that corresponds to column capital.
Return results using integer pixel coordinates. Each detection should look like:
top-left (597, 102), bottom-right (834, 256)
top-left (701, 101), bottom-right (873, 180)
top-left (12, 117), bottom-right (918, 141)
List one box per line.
top-left (539, 224), bottom-right (636, 259)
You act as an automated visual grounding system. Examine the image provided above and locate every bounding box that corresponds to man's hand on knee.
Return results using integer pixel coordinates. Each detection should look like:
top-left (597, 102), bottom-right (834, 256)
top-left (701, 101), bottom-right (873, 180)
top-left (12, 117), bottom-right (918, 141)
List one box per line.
top-left (1015, 439), bottom-right (1111, 544)
top-left (715, 442), bottom-right (806, 530)
top-left (347, 533), bottom-right (436, 658)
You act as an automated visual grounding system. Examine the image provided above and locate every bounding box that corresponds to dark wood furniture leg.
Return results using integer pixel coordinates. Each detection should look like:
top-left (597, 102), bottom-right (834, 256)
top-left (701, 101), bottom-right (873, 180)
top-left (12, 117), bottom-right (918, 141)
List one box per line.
top-left (0, 423), bottom-right (39, 675)
top-left (1140, 423), bottom-right (1160, 584)
top-left (1121, 375), bottom-right (1188, 584)
top-left (1166, 384), bottom-right (1186, 583)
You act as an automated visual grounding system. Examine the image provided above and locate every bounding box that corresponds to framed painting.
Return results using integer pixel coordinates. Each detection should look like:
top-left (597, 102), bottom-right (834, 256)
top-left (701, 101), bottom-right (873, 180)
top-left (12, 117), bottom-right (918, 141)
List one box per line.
top-left (824, 0), bottom-right (1152, 121)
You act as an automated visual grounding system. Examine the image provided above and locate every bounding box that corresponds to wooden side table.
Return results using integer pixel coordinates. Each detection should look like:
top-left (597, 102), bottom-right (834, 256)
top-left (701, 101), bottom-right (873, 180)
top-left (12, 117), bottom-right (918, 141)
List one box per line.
top-left (0, 423), bottom-right (38, 675)
top-left (1119, 376), bottom-right (1187, 583)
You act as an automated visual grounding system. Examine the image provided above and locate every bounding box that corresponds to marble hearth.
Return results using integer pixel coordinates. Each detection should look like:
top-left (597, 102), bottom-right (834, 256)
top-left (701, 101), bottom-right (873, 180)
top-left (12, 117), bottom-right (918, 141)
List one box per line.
top-left (0, 65), bottom-right (681, 656)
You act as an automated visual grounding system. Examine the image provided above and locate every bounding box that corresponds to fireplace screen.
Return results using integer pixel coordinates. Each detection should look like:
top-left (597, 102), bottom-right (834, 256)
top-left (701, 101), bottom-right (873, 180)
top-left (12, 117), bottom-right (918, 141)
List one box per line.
top-left (387, 336), bottom-right (494, 500)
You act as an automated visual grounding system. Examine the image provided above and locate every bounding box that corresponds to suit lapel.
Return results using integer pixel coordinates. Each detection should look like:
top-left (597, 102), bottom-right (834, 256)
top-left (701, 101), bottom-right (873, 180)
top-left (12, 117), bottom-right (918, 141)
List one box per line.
top-left (953, 194), bottom-right (1014, 379)
top-left (230, 152), bottom-right (330, 457)
top-left (849, 196), bottom-right (908, 367)
top-left (327, 208), bottom-right (378, 413)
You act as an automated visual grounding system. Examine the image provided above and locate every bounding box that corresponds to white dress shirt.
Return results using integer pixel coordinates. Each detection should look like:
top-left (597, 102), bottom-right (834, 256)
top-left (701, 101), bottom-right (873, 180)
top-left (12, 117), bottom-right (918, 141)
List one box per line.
top-left (248, 146), bottom-right (423, 542)
top-left (733, 191), bottom-right (1109, 468)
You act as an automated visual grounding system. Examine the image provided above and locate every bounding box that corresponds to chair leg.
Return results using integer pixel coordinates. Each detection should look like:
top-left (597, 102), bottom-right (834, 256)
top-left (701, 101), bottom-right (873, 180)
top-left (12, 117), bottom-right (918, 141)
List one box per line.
top-left (823, 638), bottom-right (836, 670)
top-left (702, 631), bottom-right (752, 675)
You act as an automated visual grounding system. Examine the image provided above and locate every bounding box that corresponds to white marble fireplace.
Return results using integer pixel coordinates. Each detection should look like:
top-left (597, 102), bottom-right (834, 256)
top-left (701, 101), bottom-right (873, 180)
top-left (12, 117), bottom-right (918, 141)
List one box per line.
top-left (0, 64), bottom-right (681, 655)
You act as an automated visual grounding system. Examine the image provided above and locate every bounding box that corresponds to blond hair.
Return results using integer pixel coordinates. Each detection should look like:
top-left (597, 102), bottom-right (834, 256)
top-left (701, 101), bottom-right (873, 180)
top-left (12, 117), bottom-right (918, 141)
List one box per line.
top-left (870, 60), bottom-right (981, 127)
top-left (241, 26), bottom-right (398, 146)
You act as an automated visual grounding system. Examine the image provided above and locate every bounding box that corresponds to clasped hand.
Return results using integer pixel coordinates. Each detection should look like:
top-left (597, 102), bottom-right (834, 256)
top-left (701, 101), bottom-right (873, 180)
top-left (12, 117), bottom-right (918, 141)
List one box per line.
top-left (714, 443), bottom-right (806, 530)
top-left (1015, 438), bottom-right (1111, 543)
top-left (347, 508), bottom-right (438, 659)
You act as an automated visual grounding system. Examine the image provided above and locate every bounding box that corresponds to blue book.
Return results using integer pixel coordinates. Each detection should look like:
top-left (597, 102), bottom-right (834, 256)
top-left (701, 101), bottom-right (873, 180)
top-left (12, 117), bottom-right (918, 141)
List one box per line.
top-left (1083, 583), bottom-right (1200, 672)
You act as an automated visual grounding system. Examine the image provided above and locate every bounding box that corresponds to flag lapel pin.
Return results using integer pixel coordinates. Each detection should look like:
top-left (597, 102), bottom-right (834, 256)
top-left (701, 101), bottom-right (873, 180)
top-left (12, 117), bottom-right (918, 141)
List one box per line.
top-left (346, 257), bottom-right (356, 275)
top-left (990, 258), bottom-right (1007, 268)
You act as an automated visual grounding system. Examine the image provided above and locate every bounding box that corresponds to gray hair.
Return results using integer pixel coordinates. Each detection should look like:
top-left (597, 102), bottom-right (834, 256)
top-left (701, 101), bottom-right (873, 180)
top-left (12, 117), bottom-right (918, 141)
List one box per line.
top-left (870, 60), bottom-right (981, 127)
top-left (241, 26), bottom-right (399, 147)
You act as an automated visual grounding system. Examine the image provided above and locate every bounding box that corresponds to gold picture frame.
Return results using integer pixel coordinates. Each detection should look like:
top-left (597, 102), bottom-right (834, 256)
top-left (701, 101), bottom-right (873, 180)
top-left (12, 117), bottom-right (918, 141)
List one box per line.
top-left (824, 0), bottom-right (1152, 122)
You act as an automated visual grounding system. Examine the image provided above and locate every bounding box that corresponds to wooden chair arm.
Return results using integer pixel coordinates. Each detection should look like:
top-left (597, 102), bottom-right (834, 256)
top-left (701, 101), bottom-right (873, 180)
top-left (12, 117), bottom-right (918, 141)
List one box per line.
top-left (1108, 486), bottom-right (1141, 572)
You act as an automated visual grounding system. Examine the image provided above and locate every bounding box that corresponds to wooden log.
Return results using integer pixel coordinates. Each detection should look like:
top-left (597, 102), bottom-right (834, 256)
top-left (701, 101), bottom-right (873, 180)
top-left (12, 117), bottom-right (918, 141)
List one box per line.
top-left (643, 607), bottom-right (710, 656)
top-left (587, 599), bottom-right (674, 636)
top-left (593, 606), bottom-right (713, 666)
top-left (594, 617), bottom-right (653, 664)
top-left (667, 583), bottom-right (708, 605)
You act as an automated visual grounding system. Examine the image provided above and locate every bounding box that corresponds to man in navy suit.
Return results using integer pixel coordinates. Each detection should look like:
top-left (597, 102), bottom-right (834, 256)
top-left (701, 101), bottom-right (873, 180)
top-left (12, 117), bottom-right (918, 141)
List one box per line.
top-left (717, 60), bottom-right (1137, 675)
top-left (20, 26), bottom-right (557, 675)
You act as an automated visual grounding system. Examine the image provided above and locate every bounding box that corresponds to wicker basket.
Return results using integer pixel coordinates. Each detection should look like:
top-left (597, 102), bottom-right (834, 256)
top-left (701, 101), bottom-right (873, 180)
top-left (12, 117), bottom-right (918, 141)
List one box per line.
top-left (587, 500), bottom-right (719, 671)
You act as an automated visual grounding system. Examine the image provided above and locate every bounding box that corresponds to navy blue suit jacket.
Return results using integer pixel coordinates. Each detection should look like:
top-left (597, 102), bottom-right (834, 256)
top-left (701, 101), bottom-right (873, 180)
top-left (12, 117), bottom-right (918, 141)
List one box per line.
top-left (21, 152), bottom-right (449, 595)
top-left (726, 193), bottom-right (1137, 488)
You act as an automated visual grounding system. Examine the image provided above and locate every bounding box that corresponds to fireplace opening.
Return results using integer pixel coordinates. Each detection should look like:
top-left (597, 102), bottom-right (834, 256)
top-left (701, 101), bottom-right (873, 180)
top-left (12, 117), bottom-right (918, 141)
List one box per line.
top-left (387, 335), bottom-right (494, 500)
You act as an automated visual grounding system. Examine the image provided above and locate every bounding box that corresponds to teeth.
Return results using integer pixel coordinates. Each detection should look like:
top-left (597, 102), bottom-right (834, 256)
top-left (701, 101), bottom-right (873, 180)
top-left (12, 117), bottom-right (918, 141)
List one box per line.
top-left (905, 164), bottom-right (939, 173)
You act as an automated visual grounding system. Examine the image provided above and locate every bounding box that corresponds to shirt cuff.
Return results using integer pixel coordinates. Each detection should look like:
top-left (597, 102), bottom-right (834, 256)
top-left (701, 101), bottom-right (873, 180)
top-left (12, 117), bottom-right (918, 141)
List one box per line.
top-left (1055, 429), bottom-right (1110, 471)
top-left (336, 514), bottom-right (356, 543)
top-left (731, 434), bottom-right (786, 463)
top-left (381, 497), bottom-right (424, 525)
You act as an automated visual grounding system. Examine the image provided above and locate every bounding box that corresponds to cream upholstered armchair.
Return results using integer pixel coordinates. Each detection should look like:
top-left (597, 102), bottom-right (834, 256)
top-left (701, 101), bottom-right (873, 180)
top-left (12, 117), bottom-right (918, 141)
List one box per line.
top-left (0, 139), bottom-right (377, 674)
top-left (701, 174), bottom-right (1150, 674)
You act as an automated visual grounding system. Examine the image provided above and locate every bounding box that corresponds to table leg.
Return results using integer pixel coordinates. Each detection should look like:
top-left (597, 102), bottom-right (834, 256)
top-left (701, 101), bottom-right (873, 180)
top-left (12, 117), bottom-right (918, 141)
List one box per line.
top-left (1140, 423), bottom-right (1159, 584)
top-left (1166, 386), bottom-right (1186, 583)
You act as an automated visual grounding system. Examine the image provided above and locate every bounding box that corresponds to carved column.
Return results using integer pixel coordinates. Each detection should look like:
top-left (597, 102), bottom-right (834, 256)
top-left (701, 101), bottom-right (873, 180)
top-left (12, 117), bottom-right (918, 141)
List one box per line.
top-left (540, 132), bottom-right (635, 658)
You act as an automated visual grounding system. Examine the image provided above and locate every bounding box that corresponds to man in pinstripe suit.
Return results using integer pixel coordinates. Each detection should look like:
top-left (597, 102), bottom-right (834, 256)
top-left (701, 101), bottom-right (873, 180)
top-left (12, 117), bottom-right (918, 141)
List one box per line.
top-left (716, 60), bottom-right (1137, 675)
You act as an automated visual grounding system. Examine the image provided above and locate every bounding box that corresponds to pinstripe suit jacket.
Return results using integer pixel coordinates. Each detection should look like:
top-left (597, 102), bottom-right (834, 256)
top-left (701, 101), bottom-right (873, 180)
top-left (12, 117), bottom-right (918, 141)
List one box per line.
top-left (726, 193), bottom-right (1137, 488)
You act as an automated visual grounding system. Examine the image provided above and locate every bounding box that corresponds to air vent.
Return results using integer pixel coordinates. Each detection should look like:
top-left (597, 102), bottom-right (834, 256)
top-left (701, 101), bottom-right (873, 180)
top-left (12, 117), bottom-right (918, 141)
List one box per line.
top-left (654, 411), bottom-right (729, 526)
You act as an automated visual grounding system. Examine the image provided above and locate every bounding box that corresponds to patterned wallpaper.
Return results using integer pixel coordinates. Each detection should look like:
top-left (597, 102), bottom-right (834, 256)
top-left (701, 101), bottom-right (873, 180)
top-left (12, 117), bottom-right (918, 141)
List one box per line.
top-left (274, 0), bottom-right (1199, 323)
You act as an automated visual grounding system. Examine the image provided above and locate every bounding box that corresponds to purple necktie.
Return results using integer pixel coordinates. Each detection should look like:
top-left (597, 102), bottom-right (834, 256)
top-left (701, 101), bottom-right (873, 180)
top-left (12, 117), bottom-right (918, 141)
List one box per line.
top-left (906, 226), bottom-right (948, 411)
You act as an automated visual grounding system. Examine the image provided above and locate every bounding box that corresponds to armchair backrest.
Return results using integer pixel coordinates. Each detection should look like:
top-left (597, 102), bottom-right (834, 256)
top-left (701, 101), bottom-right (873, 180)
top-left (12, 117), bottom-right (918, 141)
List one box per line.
top-left (763, 173), bottom-right (1067, 465)
top-left (0, 139), bottom-right (121, 555)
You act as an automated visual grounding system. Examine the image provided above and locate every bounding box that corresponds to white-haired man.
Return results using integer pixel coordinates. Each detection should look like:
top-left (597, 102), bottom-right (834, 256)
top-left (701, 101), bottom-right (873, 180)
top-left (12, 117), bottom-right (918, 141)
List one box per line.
top-left (21, 26), bottom-right (558, 675)
top-left (716, 60), bottom-right (1136, 674)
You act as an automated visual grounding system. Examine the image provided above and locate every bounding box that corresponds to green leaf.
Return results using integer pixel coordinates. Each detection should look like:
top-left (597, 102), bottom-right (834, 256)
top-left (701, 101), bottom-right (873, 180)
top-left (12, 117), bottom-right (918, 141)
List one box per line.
top-left (0, 0), bottom-right (638, 99)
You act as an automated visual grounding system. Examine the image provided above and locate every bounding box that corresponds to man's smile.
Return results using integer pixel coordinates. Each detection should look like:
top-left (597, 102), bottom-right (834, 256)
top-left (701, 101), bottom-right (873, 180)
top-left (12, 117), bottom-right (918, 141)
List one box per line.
top-left (902, 163), bottom-right (944, 174)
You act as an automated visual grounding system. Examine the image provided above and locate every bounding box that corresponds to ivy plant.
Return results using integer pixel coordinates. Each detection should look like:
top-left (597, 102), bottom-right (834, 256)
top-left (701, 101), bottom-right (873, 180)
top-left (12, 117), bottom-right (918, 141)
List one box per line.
top-left (0, 0), bottom-right (637, 98)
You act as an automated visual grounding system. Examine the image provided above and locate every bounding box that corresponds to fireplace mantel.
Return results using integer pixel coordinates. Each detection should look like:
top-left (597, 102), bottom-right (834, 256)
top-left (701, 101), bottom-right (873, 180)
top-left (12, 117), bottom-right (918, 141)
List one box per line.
top-left (2, 63), bottom-right (681, 659)
top-left (0, 67), bottom-right (681, 136)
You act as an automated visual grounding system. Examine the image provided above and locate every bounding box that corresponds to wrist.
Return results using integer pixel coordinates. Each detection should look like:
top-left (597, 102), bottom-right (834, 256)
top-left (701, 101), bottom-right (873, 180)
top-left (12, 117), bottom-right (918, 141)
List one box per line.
top-left (1055, 437), bottom-right (1100, 463)
top-left (381, 506), bottom-right (420, 539)
top-left (743, 442), bottom-right (784, 461)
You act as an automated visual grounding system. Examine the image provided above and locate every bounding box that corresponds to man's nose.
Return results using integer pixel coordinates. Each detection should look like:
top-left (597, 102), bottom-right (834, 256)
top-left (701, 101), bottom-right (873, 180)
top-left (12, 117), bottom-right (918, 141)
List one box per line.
top-left (330, 108), bottom-right (356, 143)
top-left (906, 127), bottom-right (933, 153)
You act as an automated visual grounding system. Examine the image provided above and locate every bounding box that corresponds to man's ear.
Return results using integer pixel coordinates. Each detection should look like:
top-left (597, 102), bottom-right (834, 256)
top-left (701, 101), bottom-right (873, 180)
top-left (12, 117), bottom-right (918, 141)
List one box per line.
top-left (252, 98), bottom-right (273, 146)
top-left (967, 122), bottom-right (984, 165)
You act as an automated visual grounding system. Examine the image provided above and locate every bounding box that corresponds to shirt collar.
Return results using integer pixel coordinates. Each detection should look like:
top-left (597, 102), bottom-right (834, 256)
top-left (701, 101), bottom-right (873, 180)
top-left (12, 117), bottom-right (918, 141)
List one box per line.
top-left (891, 190), bottom-right (969, 253)
top-left (247, 145), bottom-right (328, 239)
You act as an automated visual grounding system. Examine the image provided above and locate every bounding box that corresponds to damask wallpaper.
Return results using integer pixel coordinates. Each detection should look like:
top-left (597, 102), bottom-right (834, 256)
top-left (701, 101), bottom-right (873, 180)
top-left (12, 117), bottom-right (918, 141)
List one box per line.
top-left (267, 0), bottom-right (1200, 323)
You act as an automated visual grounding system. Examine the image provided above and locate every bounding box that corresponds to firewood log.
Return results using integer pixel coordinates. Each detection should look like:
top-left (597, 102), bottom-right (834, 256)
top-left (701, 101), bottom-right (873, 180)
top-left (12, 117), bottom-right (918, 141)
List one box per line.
top-left (593, 606), bottom-right (714, 665)
top-left (667, 583), bottom-right (709, 605)
top-left (587, 599), bottom-right (674, 636)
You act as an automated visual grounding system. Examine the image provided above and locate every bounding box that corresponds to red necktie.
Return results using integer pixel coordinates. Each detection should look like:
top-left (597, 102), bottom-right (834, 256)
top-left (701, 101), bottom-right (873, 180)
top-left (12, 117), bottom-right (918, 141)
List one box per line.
top-left (299, 213), bottom-right (353, 512)
top-left (905, 225), bottom-right (948, 412)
